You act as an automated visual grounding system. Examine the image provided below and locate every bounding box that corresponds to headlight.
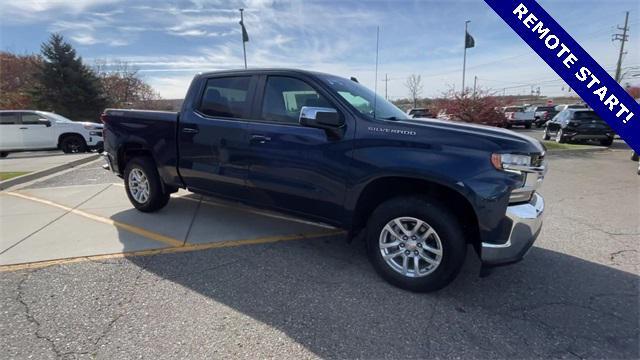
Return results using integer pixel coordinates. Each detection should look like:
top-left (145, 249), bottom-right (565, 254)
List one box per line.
top-left (84, 125), bottom-right (101, 130)
top-left (491, 153), bottom-right (532, 171)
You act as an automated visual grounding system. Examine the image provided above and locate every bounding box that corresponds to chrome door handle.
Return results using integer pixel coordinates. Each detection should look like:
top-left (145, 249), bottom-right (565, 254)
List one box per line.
top-left (182, 127), bottom-right (199, 134)
top-left (250, 135), bottom-right (271, 144)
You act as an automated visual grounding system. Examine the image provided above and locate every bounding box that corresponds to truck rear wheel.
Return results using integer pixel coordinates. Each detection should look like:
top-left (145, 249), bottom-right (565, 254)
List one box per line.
top-left (124, 157), bottom-right (170, 212)
top-left (366, 197), bottom-right (466, 292)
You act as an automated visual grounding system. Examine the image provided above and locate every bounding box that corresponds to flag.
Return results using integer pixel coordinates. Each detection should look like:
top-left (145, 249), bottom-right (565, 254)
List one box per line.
top-left (465, 31), bottom-right (475, 49)
top-left (240, 21), bottom-right (249, 42)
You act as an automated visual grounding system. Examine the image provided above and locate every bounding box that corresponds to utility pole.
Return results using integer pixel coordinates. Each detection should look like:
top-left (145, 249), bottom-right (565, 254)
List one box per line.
top-left (613, 11), bottom-right (629, 83)
top-left (382, 73), bottom-right (390, 100)
top-left (462, 20), bottom-right (471, 94)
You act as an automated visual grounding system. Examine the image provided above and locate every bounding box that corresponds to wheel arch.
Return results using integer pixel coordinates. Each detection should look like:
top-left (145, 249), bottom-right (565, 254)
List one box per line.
top-left (351, 176), bottom-right (480, 248)
top-left (116, 142), bottom-right (154, 175)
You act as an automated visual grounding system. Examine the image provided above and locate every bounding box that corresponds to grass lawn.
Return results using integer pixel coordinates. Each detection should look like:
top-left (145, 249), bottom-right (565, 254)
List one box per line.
top-left (541, 141), bottom-right (599, 150)
top-left (0, 172), bottom-right (29, 181)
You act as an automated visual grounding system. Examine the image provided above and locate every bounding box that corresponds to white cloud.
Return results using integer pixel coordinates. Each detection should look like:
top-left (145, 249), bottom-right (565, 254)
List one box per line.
top-left (70, 34), bottom-right (98, 45)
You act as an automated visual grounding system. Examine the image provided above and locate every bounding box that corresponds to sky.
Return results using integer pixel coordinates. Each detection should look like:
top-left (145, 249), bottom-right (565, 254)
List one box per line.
top-left (1, 0), bottom-right (639, 100)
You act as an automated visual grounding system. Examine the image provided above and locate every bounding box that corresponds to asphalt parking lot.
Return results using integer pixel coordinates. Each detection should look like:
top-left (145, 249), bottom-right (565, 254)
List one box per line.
top-left (1, 147), bottom-right (638, 359)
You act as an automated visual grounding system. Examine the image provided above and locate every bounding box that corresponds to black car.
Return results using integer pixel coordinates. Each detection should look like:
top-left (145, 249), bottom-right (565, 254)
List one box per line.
top-left (543, 109), bottom-right (614, 145)
top-left (406, 107), bottom-right (434, 118)
top-left (532, 106), bottom-right (558, 128)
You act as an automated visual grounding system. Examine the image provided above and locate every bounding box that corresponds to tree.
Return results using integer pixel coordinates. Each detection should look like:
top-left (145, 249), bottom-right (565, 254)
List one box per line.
top-left (0, 52), bottom-right (42, 109)
top-left (31, 33), bottom-right (106, 121)
top-left (626, 85), bottom-right (640, 99)
top-left (432, 86), bottom-right (507, 127)
top-left (94, 59), bottom-right (161, 109)
top-left (404, 74), bottom-right (423, 108)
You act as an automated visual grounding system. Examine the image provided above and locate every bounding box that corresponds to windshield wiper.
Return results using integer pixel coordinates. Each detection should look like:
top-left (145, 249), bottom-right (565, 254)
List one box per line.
top-left (381, 116), bottom-right (399, 120)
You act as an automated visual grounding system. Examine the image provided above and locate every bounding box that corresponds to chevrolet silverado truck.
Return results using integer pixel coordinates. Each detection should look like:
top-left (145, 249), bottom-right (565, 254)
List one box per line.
top-left (102, 69), bottom-right (546, 292)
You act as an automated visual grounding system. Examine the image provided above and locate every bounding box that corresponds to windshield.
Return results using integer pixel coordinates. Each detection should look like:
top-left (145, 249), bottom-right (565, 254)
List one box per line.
top-left (40, 112), bottom-right (73, 123)
top-left (319, 74), bottom-right (408, 120)
top-left (505, 107), bottom-right (523, 112)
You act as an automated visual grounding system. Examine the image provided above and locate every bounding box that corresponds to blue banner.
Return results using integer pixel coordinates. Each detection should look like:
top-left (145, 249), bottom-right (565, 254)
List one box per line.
top-left (484, 0), bottom-right (640, 152)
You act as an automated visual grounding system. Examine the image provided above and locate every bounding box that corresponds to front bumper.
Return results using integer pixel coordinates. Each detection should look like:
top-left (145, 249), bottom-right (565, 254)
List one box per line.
top-left (481, 193), bottom-right (544, 265)
top-left (89, 141), bottom-right (104, 150)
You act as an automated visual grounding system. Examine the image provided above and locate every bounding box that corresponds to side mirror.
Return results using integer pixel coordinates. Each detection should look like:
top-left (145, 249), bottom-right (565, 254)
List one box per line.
top-left (38, 118), bottom-right (51, 127)
top-left (299, 106), bottom-right (344, 129)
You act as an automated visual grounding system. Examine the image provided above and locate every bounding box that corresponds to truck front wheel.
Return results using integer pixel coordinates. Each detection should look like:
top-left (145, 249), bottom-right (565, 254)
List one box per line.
top-left (366, 197), bottom-right (466, 292)
top-left (124, 157), bottom-right (170, 212)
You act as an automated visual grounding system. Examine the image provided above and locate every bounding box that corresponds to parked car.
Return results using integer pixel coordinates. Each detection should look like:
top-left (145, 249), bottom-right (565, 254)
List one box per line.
top-left (102, 69), bottom-right (546, 292)
top-left (406, 107), bottom-right (434, 118)
top-left (543, 109), bottom-right (614, 145)
top-left (528, 105), bottom-right (558, 128)
top-left (501, 106), bottom-right (533, 128)
top-left (0, 111), bottom-right (103, 157)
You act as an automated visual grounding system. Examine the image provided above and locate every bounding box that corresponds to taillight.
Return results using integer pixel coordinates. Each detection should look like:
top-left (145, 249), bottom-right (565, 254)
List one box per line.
top-left (100, 113), bottom-right (108, 124)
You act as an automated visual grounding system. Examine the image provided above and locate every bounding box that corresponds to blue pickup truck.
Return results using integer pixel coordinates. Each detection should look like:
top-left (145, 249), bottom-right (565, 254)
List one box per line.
top-left (102, 69), bottom-right (546, 292)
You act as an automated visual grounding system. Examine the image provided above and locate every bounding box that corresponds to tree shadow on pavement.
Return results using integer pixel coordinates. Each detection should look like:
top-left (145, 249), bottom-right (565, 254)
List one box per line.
top-left (118, 228), bottom-right (639, 359)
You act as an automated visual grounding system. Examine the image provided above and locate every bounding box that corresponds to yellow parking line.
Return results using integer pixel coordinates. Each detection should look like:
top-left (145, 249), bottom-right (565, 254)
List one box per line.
top-left (3, 192), bottom-right (184, 248)
top-left (0, 229), bottom-right (345, 272)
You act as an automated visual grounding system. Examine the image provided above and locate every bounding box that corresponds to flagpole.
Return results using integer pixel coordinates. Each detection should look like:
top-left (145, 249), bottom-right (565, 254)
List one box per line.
top-left (462, 20), bottom-right (470, 95)
top-left (240, 8), bottom-right (247, 69)
top-left (373, 26), bottom-right (379, 119)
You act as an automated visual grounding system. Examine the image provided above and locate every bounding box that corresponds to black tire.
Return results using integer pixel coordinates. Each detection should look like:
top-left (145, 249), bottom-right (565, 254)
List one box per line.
top-left (542, 128), bottom-right (551, 140)
top-left (366, 197), bottom-right (467, 292)
top-left (506, 124), bottom-right (512, 129)
top-left (60, 135), bottom-right (87, 153)
top-left (631, 152), bottom-right (639, 162)
top-left (0, 152), bottom-right (8, 158)
top-left (600, 138), bottom-right (613, 146)
top-left (123, 156), bottom-right (170, 212)
top-left (525, 123), bottom-right (532, 129)
top-left (556, 129), bottom-right (565, 143)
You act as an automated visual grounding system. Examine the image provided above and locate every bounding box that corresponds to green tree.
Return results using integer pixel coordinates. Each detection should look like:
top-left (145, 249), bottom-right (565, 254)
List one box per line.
top-left (32, 33), bottom-right (106, 121)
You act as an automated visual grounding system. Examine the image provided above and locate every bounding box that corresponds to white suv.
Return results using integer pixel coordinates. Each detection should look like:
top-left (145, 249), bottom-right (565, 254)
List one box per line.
top-left (0, 110), bottom-right (103, 158)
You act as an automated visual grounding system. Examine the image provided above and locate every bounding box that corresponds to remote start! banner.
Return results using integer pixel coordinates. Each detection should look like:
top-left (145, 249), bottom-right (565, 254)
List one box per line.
top-left (484, 0), bottom-right (640, 152)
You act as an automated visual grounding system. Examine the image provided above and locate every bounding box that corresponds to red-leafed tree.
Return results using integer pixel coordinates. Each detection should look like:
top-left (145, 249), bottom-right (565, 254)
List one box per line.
top-left (94, 59), bottom-right (161, 109)
top-left (626, 86), bottom-right (640, 99)
top-left (0, 52), bottom-right (43, 109)
top-left (431, 88), bottom-right (507, 127)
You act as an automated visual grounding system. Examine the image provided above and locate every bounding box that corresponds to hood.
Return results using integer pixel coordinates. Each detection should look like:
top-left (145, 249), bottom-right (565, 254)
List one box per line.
top-left (78, 122), bottom-right (104, 129)
top-left (396, 117), bottom-right (545, 154)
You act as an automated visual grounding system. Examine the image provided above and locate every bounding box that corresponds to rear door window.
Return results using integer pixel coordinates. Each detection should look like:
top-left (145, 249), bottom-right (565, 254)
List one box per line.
top-left (572, 111), bottom-right (605, 123)
top-left (0, 112), bottom-right (19, 124)
top-left (198, 76), bottom-right (252, 119)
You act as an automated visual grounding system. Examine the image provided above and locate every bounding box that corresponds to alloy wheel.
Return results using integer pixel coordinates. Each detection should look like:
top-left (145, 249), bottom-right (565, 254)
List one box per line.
top-left (128, 168), bottom-right (150, 204)
top-left (379, 217), bottom-right (443, 278)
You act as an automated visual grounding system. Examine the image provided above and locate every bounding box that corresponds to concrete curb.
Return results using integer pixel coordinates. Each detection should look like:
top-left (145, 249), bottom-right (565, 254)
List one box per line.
top-left (0, 154), bottom-right (100, 190)
top-left (546, 146), bottom-right (609, 155)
